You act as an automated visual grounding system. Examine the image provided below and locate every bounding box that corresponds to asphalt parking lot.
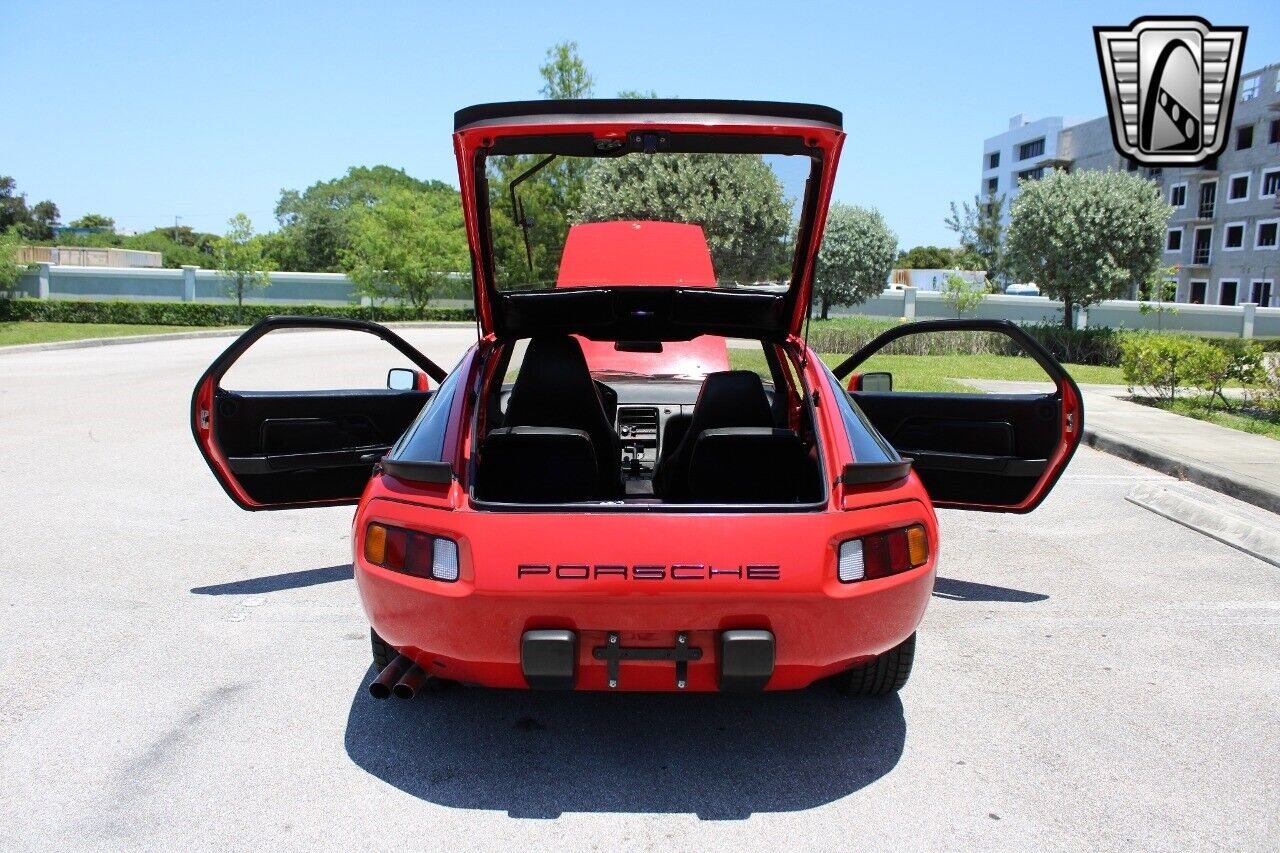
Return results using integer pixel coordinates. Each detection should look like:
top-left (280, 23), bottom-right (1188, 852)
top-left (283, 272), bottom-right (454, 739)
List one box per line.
top-left (1, 328), bottom-right (1277, 851)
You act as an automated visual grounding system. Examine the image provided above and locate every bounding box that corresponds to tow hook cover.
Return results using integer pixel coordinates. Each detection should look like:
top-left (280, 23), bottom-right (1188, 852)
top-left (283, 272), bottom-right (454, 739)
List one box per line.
top-left (719, 629), bottom-right (775, 692)
top-left (521, 629), bottom-right (577, 690)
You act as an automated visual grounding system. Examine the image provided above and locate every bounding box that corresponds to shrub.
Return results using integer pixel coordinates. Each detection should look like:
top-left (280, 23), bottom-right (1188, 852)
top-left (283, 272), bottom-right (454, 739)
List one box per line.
top-left (804, 316), bottom-right (899, 354)
top-left (1120, 334), bottom-right (1225, 402)
top-left (0, 298), bottom-right (474, 326)
top-left (1189, 339), bottom-right (1265, 410)
top-left (1019, 323), bottom-right (1125, 366)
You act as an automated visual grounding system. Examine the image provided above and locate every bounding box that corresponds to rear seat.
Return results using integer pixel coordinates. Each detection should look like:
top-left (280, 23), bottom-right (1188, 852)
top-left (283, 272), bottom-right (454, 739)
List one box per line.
top-left (687, 427), bottom-right (820, 504)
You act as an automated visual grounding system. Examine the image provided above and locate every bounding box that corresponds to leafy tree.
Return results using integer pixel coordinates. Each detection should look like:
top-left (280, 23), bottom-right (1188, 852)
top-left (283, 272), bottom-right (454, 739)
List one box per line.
top-left (953, 248), bottom-right (986, 270)
top-left (69, 213), bottom-right (114, 231)
top-left (26, 200), bottom-right (60, 241)
top-left (124, 228), bottom-right (219, 268)
top-left (1005, 170), bottom-right (1168, 329)
top-left (897, 245), bottom-right (956, 269)
top-left (0, 177), bottom-right (30, 232)
top-left (539, 41), bottom-right (594, 99)
top-left (342, 187), bottom-right (469, 318)
top-left (945, 192), bottom-right (1005, 277)
top-left (272, 166), bottom-right (455, 272)
top-left (484, 42), bottom-right (602, 287)
top-left (940, 273), bottom-right (987, 317)
top-left (216, 213), bottom-right (273, 321)
top-left (0, 227), bottom-right (31, 295)
top-left (574, 154), bottom-right (792, 283)
top-left (813, 203), bottom-right (898, 320)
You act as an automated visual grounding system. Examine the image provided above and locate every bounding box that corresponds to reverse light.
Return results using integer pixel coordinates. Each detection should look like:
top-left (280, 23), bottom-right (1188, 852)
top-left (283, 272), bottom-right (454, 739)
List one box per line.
top-left (363, 523), bottom-right (459, 582)
top-left (837, 524), bottom-right (929, 583)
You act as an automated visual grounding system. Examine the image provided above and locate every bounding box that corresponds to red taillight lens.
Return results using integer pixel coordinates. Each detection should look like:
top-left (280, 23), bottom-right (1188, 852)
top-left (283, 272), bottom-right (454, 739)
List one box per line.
top-left (839, 524), bottom-right (929, 583)
top-left (363, 523), bottom-right (457, 582)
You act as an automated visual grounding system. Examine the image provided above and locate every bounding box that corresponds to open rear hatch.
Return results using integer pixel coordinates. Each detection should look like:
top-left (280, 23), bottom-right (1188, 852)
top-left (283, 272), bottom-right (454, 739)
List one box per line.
top-left (452, 99), bottom-right (846, 342)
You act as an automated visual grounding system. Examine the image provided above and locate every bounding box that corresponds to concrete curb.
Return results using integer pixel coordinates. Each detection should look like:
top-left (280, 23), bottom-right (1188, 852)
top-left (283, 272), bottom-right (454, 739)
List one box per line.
top-left (1083, 427), bottom-right (1280, 516)
top-left (0, 321), bottom-right (478, 356)
top-left (1126, 483), bottom-right (1280, 568)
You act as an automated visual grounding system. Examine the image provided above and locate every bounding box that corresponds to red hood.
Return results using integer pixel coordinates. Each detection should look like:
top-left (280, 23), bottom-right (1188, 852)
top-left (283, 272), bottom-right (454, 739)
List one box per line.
top-left (556, 221), bottom-right (729, 377)
top-left (557, 221), bottom-right (718, 287)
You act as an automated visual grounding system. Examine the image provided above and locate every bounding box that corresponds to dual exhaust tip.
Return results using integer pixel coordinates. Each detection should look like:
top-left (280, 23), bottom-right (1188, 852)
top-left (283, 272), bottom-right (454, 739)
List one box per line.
top-left (368, 654), bottom-right (428, 700)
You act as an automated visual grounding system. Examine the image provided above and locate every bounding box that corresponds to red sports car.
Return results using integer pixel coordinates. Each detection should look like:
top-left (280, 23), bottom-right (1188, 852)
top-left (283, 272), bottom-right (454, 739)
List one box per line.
top-left (191, 100), bottom-right (1082, 697)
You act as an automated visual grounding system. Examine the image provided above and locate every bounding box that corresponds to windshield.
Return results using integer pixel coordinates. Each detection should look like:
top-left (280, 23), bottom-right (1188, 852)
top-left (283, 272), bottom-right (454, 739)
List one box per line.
top-left (485, 151), bottom-right (814, 293)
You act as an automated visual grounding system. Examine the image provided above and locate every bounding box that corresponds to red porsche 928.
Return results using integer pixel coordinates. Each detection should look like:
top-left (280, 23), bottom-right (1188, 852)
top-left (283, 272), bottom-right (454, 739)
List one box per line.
top-left (192, 100), bottom-right (1082, 697)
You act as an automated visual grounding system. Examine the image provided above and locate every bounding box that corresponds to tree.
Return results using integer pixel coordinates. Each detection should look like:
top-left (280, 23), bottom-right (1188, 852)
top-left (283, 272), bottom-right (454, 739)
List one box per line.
top-left (539, 41), bottom-right (594, 99)
top-left (1005, 169), bottom-right (1169, 329)
top-left (0, 177), bottom-right (30, 232)
top-left (25, 200), bottom-right (60, 241)
top-left (940, 273), bottom-right (987, 318)
top-left (575, 154), bottom-right (792, 282)
top-left (897, 245), bottom-right (957, 269)
top-left (1137, 263), bottom-right (1179, 332)
top-left (813, 203), bottom-right (898, 320)
top-left (216, 213), bottom-right (272, 321)
top-left (945, 192), bottom-right (1005, 277)
top-left (0, 227), bottom-right (30, 295)
top-left (69, 213), bottom-right (114, 231)
top-left (342, 187), bottom-right (469, 318)
top-left (272, 166), bottom-right (455, 272)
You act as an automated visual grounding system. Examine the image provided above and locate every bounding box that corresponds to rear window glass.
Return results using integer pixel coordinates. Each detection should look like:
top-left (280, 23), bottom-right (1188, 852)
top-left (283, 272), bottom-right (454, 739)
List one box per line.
top-left (820, 361), bottom-right (898, 463)
top-left (486, 151), bottom-right (812, 294)
top-left (390, 360), bottom-right (466, 462)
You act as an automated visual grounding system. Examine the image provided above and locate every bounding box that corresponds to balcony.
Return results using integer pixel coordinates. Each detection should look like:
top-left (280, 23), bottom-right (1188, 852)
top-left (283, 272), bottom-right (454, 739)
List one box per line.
top-left (1196, 201), bottom-right (1216, 219)
top-left (1191, 247), bottom-right (1212, 266)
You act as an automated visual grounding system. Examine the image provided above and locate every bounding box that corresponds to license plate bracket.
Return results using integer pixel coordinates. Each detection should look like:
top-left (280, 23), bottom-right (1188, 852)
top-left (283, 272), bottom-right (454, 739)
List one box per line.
top-left (592, 632), bottom-right (703, 689)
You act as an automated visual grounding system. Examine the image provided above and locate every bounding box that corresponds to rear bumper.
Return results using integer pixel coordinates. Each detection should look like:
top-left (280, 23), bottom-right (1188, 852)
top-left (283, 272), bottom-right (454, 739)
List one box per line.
top-left (354, 496), bottom-right (936, 692)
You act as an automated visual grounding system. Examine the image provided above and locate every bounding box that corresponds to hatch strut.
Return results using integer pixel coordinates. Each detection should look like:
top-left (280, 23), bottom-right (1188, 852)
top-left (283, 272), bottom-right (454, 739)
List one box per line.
top-left (508, 154), bottom-right (558, 271)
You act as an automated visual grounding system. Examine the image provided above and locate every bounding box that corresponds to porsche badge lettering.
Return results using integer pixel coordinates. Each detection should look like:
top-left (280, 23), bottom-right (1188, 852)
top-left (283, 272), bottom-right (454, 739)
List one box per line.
top-left (517, 564), bottom-right (781, 581)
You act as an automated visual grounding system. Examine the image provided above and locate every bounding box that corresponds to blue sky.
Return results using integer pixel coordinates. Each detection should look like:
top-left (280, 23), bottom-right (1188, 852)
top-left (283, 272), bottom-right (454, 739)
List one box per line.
top-left (4, 1), bottom-right (1276, 249)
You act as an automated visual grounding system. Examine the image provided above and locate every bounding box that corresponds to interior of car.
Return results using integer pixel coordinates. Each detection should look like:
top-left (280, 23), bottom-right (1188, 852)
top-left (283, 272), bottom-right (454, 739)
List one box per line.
top-left (472, 335), bottom-right (824, 507)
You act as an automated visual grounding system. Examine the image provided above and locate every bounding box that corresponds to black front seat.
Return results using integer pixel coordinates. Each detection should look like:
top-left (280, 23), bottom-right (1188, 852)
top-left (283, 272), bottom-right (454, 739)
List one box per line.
top-left (655, 370), bottom-right (774, 501)
top-left (495, 335), bottom-right (622, 499)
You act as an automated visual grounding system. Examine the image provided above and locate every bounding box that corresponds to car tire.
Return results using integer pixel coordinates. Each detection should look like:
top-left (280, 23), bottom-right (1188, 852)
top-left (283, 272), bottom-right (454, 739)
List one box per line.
top-left (371, 628), bottom-right (397, 672)
top-left (370, 627), bottom-right (456, 691)
top-left (833, 632), bottom-right (916, 697)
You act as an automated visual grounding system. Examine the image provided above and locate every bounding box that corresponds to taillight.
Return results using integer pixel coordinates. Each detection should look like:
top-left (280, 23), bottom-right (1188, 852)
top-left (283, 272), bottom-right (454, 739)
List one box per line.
top-left (837, 524), bottom-right (929, 583)
top-left (363, 523), bottom-right (460, 582)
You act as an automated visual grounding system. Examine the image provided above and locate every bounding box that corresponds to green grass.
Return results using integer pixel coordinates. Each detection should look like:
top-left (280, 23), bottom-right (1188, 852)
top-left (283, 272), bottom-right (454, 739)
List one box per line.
top-left (1144, 397), bottom-right (1280, 441)
top-left (0, 322), bottom-right (218, 347)
top-left (727, 350), bottom-right (1124, 392)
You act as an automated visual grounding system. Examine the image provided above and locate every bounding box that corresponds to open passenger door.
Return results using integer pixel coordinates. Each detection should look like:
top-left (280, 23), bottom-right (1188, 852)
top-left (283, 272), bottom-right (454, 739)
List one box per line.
top-left (832, 319), bottom-right (1083, 513)
top-left (191, 317), bottom-right (448, 511)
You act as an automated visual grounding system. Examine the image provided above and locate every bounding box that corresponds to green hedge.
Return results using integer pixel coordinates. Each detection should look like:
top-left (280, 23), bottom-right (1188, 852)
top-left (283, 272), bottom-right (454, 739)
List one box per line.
top-left (0, 299), bottom-right (475, 326)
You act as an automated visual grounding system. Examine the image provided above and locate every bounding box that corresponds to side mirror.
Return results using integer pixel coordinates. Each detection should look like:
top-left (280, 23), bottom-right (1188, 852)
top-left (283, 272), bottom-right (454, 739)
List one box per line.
top-left (387, 368), bottom-right (430, 391)
top-left (848, 371), bottom-right (893, 393)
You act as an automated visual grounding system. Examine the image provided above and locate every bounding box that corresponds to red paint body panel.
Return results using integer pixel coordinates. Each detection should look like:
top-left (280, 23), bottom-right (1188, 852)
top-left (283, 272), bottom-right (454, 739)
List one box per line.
top-left (556, 221), bottom-right (718, 287)
top-left (555, 221), bottom-right (730, 376)
top-left (347, 338), bottom-right (941, 691)
top-left (354, 496), bottom-right (936, 691)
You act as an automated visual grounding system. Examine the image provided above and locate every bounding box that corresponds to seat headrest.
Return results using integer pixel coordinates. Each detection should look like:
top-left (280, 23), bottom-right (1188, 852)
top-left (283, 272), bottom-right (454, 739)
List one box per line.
top-left (690, 371), bottom-right (773, 433)
top-left (505, 335), bottom-right (603, 429)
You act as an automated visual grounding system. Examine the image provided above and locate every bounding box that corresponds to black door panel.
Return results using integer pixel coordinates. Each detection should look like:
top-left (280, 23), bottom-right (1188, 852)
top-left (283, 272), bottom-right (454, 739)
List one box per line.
top-left (832, 320), bottom-right (1082, 512)
top-left (213, 389), bottom-right (430, 505)
top-left (191, 316), bottom-right (447, 510)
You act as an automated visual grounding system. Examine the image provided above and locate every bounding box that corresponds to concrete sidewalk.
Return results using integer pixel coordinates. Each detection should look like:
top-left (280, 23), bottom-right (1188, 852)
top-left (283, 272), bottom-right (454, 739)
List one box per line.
top-left (973, 380), bottom-right (1280, 515)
